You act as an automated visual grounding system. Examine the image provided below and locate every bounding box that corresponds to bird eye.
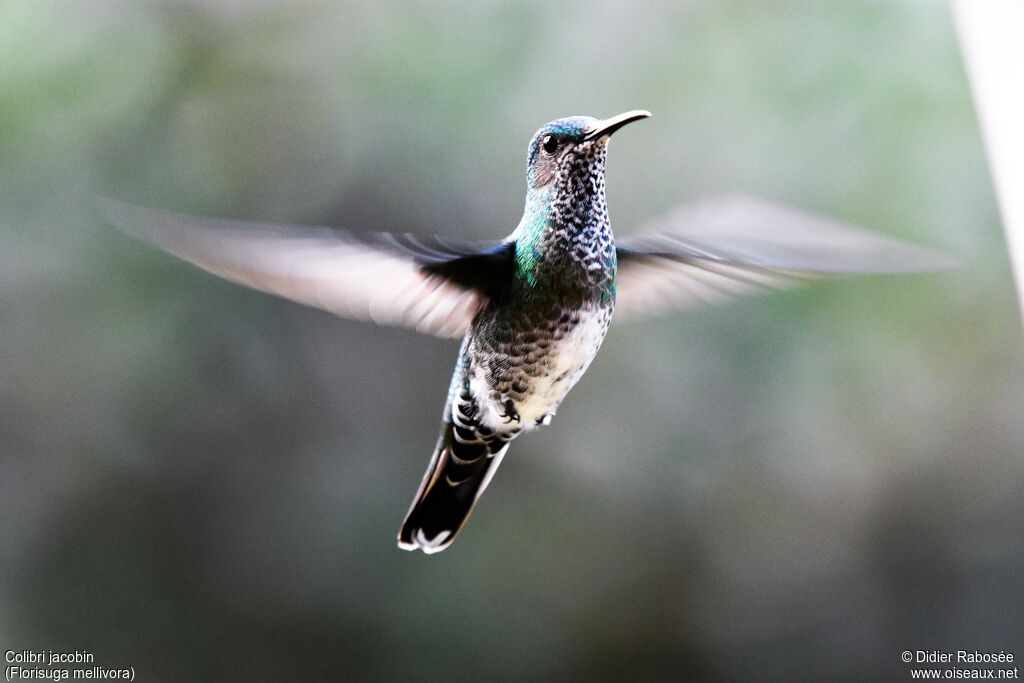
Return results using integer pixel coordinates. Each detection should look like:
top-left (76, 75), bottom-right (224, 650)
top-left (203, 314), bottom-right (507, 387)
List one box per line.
top-left (541, 134), bottom-right (559, 155)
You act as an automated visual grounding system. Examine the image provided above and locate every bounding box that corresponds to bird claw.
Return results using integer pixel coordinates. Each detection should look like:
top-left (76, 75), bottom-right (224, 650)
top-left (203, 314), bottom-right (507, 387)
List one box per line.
top-left (499, 399), bottom-right (520, 424)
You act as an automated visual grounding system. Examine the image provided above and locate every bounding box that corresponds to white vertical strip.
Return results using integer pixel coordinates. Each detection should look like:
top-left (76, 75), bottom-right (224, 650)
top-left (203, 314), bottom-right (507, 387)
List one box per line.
top-left (953, 0), bottom-right (1024, 325)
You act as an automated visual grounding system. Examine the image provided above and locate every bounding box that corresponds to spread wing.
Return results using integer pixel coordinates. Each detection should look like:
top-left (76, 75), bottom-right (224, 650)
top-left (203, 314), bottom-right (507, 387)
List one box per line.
top-left (615, 195), bottom-right (954, 323)
top-left (99, 199), bottom-right (514, 339)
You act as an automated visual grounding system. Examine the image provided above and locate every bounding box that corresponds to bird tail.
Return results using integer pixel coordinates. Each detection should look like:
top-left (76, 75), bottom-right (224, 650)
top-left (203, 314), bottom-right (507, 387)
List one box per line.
top-left (398, 422), bottom-right (508, 554)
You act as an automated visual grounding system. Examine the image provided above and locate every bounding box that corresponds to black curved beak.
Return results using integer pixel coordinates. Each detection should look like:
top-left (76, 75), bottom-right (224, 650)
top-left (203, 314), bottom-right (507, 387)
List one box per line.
top-left (584, 110), bottom-right (652, 141)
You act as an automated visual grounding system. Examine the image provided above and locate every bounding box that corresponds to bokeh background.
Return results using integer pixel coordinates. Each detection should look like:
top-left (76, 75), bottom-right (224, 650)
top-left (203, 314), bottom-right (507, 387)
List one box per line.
top-left (2, 1), bottom-right (1022, 680)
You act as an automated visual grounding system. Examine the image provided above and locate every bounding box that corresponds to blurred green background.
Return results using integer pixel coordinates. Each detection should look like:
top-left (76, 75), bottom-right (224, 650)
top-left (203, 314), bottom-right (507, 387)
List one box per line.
top-left (2, 1), bottom-right (1021, 680)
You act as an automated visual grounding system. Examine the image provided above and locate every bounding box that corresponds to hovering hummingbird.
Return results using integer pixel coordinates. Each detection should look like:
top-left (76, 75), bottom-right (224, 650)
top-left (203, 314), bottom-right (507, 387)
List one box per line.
top-left (100, 110), bottom-right (949, 554)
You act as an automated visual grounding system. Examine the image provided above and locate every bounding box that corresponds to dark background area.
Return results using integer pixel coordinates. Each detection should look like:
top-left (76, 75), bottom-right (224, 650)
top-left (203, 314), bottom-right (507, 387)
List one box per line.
top-left (2, 1), bottom-right (1021, 680)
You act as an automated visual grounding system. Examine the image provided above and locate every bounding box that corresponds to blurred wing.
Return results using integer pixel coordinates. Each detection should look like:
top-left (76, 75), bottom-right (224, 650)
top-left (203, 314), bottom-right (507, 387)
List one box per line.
top-left (99, 199), bottom-right (514, 339)
top-left (615, 195), bottom-right (954, 323)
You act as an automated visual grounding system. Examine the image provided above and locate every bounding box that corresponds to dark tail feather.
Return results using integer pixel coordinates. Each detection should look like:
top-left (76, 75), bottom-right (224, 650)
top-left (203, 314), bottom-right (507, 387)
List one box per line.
top-left (398, 422), bottom-right (508, 554)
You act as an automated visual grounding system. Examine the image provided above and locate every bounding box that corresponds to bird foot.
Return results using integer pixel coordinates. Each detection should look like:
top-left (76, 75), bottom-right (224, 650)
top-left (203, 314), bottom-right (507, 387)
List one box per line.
top-left (499, 399), bottom-right (520, 424)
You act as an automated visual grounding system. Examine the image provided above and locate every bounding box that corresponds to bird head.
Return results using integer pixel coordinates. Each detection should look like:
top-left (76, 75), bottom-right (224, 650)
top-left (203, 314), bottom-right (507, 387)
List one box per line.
top-left (525, 110), bottom-right (651, 197)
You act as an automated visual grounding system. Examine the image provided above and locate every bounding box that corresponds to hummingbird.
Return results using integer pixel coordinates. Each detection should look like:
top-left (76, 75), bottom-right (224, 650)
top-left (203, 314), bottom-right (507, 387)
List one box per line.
top-left (100, 110), bottom-right (950, 554)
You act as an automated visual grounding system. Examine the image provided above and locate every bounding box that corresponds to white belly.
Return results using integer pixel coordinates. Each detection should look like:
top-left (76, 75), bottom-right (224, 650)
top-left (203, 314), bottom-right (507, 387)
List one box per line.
top-left (472, 307), bottom-right (611, 430)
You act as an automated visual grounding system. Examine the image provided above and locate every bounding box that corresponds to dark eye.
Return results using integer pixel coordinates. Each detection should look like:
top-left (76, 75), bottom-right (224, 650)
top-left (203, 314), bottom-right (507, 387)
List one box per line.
top-left (541, 134), bottom-right (559, 155)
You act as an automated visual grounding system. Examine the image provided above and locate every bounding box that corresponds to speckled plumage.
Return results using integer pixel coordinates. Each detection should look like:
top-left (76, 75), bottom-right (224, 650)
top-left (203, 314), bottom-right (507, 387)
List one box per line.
top-left (469, 121), bottom-right (615, 426)
top-left (397, 114), bottom-right (636, 553)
